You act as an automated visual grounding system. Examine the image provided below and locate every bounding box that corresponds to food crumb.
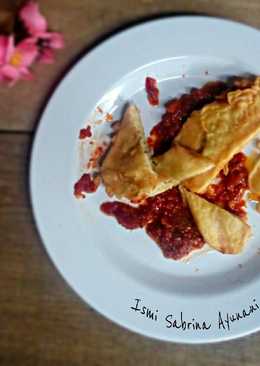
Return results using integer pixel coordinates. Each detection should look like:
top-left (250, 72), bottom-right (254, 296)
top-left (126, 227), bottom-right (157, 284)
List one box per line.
top-left (94, 119), bottom-right (103, 125)
top-left (87, 145), bottom-right (106, 169)
top-left (79, 125), bottom-right (92, 139)
top-left (105, 113), bottom-right (113, 122)
top-left (96, 106), bottom-right (103, 114)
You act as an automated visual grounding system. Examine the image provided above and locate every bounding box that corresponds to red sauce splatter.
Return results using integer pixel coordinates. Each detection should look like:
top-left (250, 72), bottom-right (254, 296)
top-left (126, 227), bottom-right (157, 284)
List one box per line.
top-left (145, 77), bottom-right (160, 106)
top-left (87, 145), bottom-right (106, 169)
top-left (100, 201), bottom-right (148, 229)
top-left (148, 80), bottom-right (228, 155)
top-left (202, 153), bottom-right (248, 218)
top-left (74, 174), bottom-right (100, 198)
top-left (101, 187), bottom-right (204, 260)
top-left (79, 125), bottom-right (92, 139)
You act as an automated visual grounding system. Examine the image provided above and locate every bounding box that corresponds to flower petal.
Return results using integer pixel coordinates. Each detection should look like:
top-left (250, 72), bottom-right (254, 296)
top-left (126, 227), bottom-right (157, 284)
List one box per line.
top-left (19, 1), bottom-right (47, 35)
top-left (5, 36), bottom-right (15, 64)
top-left (19, 66), bottom-right (33, 80)
top-left (37, 31), bottom-right (51, 40)
top-left (16, 38), bottom-right (38, 67)
top-left (38, 32), bottom-right (64, 48)
top-left (39, 48), bottom-right (55, 64)
top-left (49, 33), bottom-right (64, 49)
top-left (0, 64), bottom-right (20, 82)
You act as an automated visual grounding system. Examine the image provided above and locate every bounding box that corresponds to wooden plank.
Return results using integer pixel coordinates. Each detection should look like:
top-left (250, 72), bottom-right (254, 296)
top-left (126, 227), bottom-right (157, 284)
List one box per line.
top-left (0, 0), bottom-right (260, 132)
top-left (1, 134), bottom-right (260, 365)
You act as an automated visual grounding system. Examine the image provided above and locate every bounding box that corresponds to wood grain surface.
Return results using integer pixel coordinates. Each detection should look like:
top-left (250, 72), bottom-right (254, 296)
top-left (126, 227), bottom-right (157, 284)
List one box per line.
top-left (1, 0), bottom-right (260, 365)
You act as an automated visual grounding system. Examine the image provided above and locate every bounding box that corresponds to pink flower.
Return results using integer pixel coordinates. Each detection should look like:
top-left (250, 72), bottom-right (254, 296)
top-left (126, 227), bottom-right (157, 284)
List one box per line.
top-left (0, 35), bottom-right (38, 85)
top-left (20, 1), bottom-right (64, 63)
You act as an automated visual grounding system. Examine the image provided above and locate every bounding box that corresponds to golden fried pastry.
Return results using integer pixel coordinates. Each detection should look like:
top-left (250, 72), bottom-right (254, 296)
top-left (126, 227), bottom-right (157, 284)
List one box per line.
top-left (180, 187), bottom-right (251, 254)
top-left (249, 156), bottom-right (260, 195)
top-left (101, 105), bottom-right (215, 201)
top-left (175, 111), bottom-right (205, 152)
top-left (153, 144), bottom-right (214, 185)
top-left (101, 104), bottom-right (159, 200)
top-left (179, 77), bottom-right (260, 193)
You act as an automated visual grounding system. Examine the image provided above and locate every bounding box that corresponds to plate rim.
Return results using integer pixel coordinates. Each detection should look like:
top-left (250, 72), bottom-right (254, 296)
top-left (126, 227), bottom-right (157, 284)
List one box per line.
top-left (30, 15), bottom-right (260, 344)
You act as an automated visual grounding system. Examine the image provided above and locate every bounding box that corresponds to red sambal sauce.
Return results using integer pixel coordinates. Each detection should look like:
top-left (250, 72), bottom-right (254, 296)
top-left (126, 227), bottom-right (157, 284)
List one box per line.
top-left (145, 77), bottom-right (160, 106)
top-left (74, 173), bottom-right (100, 199)
top-left (202, 153), bottom-right (248, 218)
top-left (79, 125), bottom-right (92, 139)
top-left (148, 80), bottom-right (229, 155)
top-left (148, 76), bottom-right (256, 155)
top-left (101, 187), bottom-right (204, 260)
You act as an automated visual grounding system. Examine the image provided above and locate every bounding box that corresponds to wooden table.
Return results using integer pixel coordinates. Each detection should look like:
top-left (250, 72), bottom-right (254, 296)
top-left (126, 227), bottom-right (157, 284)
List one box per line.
top-left (1, 1), bottom-right (260, 365)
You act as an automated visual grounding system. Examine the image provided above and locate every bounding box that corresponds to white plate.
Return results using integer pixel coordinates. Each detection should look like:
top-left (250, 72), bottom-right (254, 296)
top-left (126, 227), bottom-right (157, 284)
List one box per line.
top-left (30, 16), bottom-right (260, 343)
